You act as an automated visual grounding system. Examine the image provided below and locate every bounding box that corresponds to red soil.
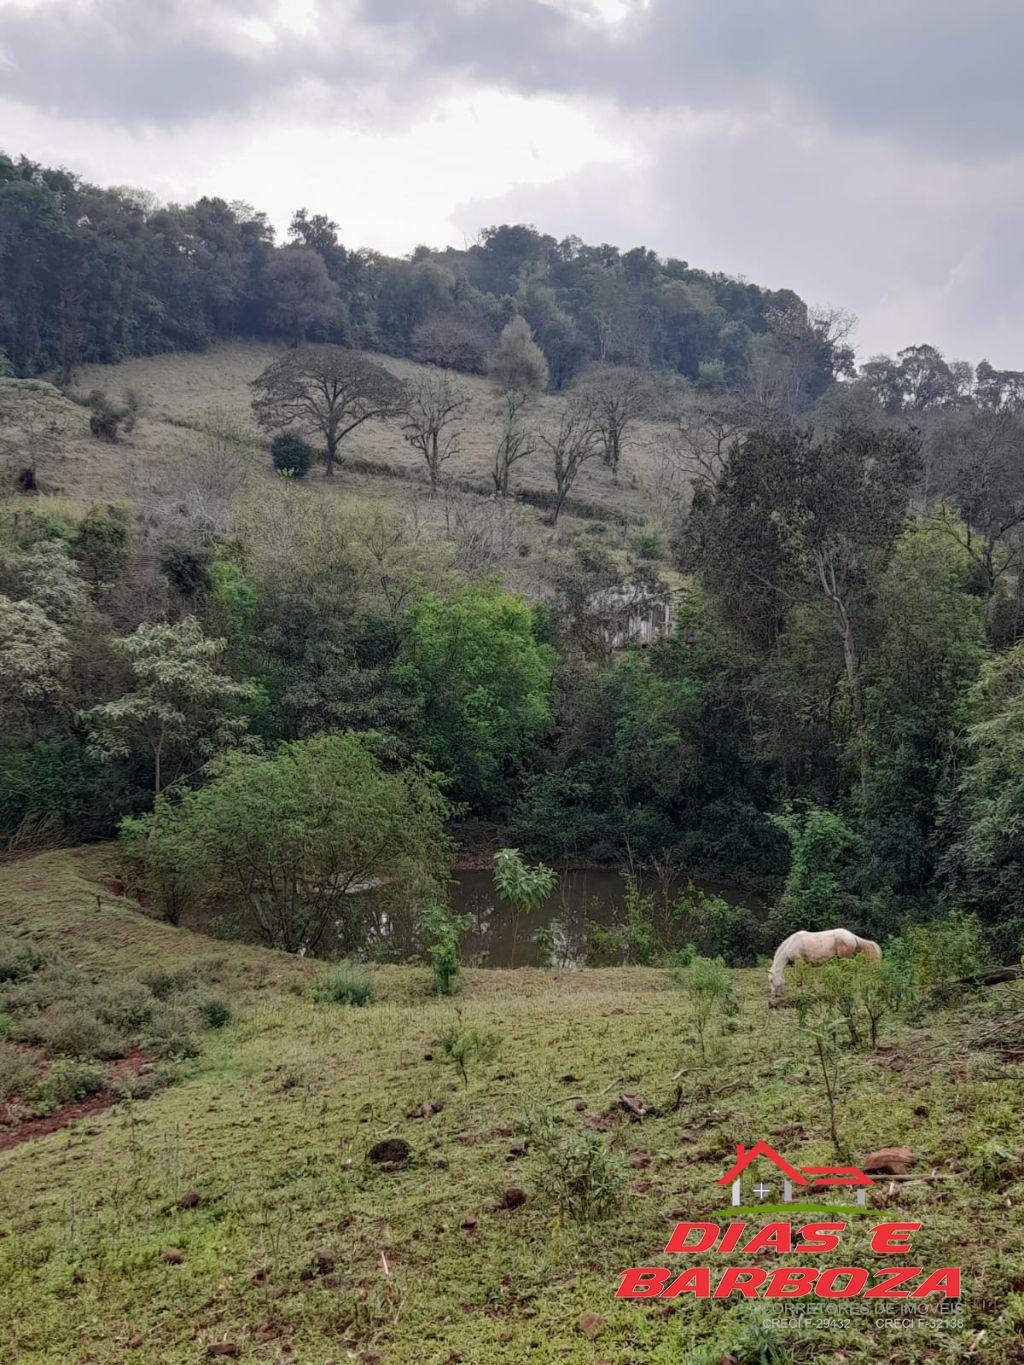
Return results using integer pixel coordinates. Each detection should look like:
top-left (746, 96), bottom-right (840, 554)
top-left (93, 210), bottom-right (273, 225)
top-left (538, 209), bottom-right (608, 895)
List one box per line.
top-left (0, 1048), bottom-right (149, 1154)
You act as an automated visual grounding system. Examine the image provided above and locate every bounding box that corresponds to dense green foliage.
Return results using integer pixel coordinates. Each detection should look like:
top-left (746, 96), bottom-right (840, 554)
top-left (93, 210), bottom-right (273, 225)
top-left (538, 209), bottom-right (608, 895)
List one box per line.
top-left (0, 151), bottom-right (848, 400)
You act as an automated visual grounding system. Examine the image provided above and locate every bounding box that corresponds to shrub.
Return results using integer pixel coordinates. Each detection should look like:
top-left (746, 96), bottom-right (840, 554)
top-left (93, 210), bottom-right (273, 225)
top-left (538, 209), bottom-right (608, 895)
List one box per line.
top-left (527, 1112), bottom-right (626, 1223)
top-left (139, 967), bottom-right (199, 1000)
top-left (113, 1070), bottom-right (166, 1102)
top-left (87, 389), bottom-right (137, 442)
top-left (0, 941), bottom-right (44, 983)
top-left (900, 912), bottom-right (984, 997)
top-left (195, 993), bottom-right (232, 1029)
top-left (39, 1008), bottom-right (124, 1060)
top-left (584, 921), bottom-right (624, 967)
top-left (0, 1042), bottom-right (39, 1102)
top-left (312, 962), bottom-right (375, 1007)
top-left (270, 433), bottom-right (315, 478)
top-left (143, 1003), bottom-right (202, 1060)
top-left (96, 982), bottom-right (156, 1032)
top-left (676, 955), bottom-right (735, 1063)
top-left (421, 902), bottom-right (469, 996)
top-left (437, 1022), bottom-right (500, 1086)
top-left (679, 886), bottom-right (762, 966)
top-left (42, 1059), bottom-right (106, 1105)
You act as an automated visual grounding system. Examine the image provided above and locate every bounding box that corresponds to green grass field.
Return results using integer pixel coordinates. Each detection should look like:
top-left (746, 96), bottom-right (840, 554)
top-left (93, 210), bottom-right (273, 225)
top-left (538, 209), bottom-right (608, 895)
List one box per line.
top-left (2, 850), bottom-right (1022, 1363)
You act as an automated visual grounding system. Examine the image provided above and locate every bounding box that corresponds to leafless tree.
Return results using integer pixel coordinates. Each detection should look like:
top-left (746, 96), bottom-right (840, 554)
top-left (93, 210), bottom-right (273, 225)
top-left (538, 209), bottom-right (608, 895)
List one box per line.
top-left (491, 388), bottom-right (537, 495)
top-left (251, 346), bottom-right (406, 478)
top-left (540, 398), bottom-right (603, 524)
top-left (663, 393), bottom-right (747, 492)
top-left (401, 372), bottom-right (471, 491)
top-left (927, 406), bottom-right (1024, 610)
top-left (574, 366), bottom-right (649, 482)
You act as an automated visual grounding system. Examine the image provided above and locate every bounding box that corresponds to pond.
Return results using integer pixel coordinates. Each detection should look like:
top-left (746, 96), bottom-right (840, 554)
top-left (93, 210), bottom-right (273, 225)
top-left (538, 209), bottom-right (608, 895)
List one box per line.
top-left (180, 866), bottom-right (763, 967)
top-left (450, 867), bottom-right (763, 968)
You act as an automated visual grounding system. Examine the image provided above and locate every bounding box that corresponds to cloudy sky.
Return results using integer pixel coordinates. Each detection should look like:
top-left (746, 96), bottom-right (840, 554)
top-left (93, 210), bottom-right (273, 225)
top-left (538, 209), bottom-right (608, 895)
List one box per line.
top-left (2, 0), bottom-right (1023, 365)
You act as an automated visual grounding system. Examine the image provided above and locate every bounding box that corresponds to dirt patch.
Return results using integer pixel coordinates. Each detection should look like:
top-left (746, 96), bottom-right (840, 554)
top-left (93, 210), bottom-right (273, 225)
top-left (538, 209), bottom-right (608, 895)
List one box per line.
top-left (0, 1049), bottom-right (149, 1153)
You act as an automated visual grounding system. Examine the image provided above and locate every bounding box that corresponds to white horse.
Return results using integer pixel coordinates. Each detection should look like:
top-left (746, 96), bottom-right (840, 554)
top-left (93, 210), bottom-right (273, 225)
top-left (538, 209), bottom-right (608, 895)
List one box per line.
top-left (768, 928), bottom-right (882, 1004)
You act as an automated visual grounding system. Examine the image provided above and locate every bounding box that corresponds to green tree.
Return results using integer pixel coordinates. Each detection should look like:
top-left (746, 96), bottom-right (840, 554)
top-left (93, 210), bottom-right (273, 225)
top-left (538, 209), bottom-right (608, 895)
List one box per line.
top-left (251, 346), bottom-right (406, 478)
top-left (263, 246), bottom-right (341, 347)
top-left (0, 594), bottom-right (69, 729)
top-left (487, 316), bottom-right (548, 394)
top-left (493, 846), bottom-right (556, 967)
top-left (394, 586), bottom-right (555, 809)
top-left (770, 805), bottom-right (866, 934)
top-left (81, 617), bottom-right (255, 794)
top-left (123, 734), bottom-right (451, 953)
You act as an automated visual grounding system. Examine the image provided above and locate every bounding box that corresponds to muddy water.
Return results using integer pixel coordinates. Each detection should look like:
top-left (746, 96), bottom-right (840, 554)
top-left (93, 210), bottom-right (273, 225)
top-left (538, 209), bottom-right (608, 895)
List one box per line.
top-left (451, 867), bottom-right (761, 968)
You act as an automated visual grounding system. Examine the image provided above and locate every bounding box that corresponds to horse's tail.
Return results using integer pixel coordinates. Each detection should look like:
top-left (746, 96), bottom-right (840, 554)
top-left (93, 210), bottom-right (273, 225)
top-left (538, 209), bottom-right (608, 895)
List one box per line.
top-left (855, 936), bottom-right (883, 962)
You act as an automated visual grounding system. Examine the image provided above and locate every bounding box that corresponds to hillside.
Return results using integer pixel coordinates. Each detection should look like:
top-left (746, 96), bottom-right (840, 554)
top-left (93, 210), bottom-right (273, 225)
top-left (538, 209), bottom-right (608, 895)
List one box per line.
top-left (7, 340), bottom-right (681, 600)
top-left (1, 849), bottom-right (1022, 1363)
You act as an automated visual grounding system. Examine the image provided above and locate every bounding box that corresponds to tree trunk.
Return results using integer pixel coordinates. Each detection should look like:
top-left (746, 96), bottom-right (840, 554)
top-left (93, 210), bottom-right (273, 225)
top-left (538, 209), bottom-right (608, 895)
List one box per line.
top-left (325, 433), bottom-right (337, 478)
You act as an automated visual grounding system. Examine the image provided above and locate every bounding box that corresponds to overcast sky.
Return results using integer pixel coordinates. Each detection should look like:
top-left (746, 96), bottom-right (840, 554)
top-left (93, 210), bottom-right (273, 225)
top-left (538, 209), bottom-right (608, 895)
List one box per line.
top-left (3, 0), bottom-right (1023, 366)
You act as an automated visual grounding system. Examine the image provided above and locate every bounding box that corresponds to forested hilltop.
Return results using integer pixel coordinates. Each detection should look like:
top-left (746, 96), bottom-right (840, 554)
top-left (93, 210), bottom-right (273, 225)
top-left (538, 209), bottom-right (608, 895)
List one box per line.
top-left (0, 149), bottom-right (849, 397)
top-left (3, 148), bottom-right (1024, 970)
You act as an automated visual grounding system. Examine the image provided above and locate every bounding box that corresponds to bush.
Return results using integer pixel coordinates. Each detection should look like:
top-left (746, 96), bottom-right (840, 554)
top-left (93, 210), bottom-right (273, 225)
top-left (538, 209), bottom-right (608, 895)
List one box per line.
top-left (113, 1070), bottom-right (166, 1102)
top-left (96, 982), bottom-right (156, 1031)
top-left (270, 433), bottom-right (315, 478)
top-left (526, 1112), bottom-right (626, 1223)
top-left (38, 1008), bottom-right (124, 1060)
top-left (139, 967), bottom-right (199, 1000)
top-left (901, 911), bottom-right (984, 996)
top-left (676, 955), bottom-right (735, 1063)
top-left (584, 921), bottom-right (624, 967)
top-left (42, 1059), bottom-right (106, 1105)
top-left (437, 1022), bottom-right (500, 1086)
top-left (143, 1003), bottom-right (202, 1060)
top-left (0, 941), bottom-right (44, 983)
top-left (195, 993), bottom-right (232, 1029)
top-left (87, 389), bottom-right (137, 442)
top-left (421, 903), bottom-right (469, 996)
top-left (312, 962), bottom-right (375, 1007)
top-left (679, 886), bottom-right (763, 967)
top-left (0, 1042), bottom-right (39, 1102)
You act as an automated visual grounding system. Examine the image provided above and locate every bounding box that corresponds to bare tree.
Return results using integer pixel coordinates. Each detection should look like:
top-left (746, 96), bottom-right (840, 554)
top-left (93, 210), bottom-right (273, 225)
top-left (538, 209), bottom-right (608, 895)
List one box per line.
top-left (574, 366), bottom-right (649, 482)
top-left (540, 398), bottom-right (602, 524)
top-left (928, 406), bottom-right (1024, 611)
top-left (251, 346), bottom-right (406, 478)
top-left (492, 388), bottom-right (536, 495)
top-left (401, 372), bottom-right (471, 492)
top-left (664, 393), bottom-right (747, 492)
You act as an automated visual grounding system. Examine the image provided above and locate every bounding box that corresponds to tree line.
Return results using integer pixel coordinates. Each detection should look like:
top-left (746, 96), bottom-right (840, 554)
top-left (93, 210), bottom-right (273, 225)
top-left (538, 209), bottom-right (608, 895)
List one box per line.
top-left (0, 150), bottom-right (846, 401)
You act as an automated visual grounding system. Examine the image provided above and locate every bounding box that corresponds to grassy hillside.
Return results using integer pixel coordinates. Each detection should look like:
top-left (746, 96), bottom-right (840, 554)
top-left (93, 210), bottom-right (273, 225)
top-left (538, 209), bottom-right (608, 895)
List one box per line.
top-left (1, 850), bottom-right (1022, 1363)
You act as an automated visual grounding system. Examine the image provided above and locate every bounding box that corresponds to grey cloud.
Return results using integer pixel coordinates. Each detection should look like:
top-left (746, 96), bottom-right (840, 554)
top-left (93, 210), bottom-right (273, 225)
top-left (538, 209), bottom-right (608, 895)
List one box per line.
top-left (5, 0), bottom-right (1024, 158)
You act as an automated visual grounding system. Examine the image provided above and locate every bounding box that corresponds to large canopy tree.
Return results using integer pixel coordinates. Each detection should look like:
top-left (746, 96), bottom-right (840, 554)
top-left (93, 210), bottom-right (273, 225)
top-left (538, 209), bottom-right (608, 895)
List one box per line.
top-left (122, 732), bottom-right (451, 953)
top-left (251, 346), bottom-right (406, 477)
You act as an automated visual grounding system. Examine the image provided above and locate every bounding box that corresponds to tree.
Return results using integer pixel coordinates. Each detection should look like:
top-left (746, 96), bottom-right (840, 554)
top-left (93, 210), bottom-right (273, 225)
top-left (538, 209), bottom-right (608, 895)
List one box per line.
top-left (270, 434), bottom-right (314, 478)
top-left (539, 397), bottom-right (602, 524)
top-left (487, 316), bottom-right (548, 394)
top-left (491, 388), bottom-right (536, 495)
top-left (401, 372), bottom-right (471, 491)
top-left (0, 595), bottom-right (69, 729)
top-left (689, 425), bottom-right (921, 789)
top-left (394, 586), bottom-right (555, 809)
top-left (263, 247), bottom-right (341, 347)
top-left (574, 366), bottom-right (649, 482)
top-left (70, 503), bottom-right (131, 588)
top-left (81, 617), bottom-right (255, 794)
top-left (251, 346), bottom-right (406, 478)
top-left (121, 733), bottom-right (451, 953)
top-left (493, 846), bottom-right (556, 967)
top-left (927, 407), bottom-right (1024, 614)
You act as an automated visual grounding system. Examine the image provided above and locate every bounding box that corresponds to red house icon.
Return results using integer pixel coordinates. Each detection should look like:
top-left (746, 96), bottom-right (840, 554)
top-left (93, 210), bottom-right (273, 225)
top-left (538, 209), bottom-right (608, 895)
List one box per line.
top-left (718, 1141), bottom-right (875, 1207)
